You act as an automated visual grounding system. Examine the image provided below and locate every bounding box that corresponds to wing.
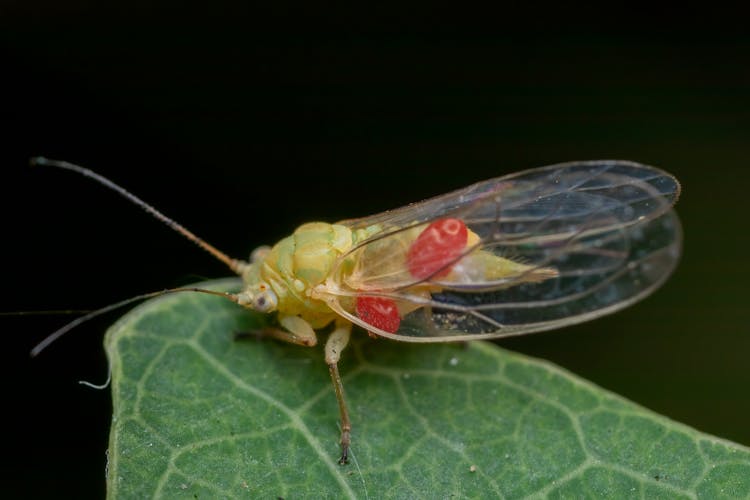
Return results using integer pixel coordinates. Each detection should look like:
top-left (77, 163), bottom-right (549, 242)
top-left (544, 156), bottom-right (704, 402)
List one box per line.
top-left (321, 160), bottom-right (682, 342)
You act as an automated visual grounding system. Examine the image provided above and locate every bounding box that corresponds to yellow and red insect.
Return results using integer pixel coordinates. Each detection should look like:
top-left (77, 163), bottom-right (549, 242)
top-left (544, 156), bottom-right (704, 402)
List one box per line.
top-left (31, 158), bottom-right (682, 464)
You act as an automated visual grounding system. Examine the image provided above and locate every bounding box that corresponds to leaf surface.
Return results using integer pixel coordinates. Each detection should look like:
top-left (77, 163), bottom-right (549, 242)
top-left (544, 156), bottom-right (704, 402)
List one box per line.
top-left (106, 279), bottom-right (750, 498)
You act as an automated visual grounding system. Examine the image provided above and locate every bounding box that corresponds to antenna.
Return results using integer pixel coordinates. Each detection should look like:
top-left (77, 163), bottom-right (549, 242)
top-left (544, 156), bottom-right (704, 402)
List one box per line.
top-left (30, 157), bottom-right (247, 274)
top-left (30, 287), bottom-right (240, 357)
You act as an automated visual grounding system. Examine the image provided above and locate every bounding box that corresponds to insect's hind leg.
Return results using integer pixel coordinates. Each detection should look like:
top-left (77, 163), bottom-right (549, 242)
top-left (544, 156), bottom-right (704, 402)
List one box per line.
top-left (325, 320), bottom-right (353, 465)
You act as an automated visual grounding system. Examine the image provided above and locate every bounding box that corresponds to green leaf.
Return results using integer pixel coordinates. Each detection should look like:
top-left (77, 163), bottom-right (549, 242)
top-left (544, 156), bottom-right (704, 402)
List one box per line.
top-left (106, 279), bottom-right (750, 498)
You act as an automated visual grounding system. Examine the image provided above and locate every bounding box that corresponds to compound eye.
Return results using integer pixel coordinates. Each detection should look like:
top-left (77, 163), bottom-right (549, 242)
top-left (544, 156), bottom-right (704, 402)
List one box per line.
top-left (253, 283), bottom-right (278, 312)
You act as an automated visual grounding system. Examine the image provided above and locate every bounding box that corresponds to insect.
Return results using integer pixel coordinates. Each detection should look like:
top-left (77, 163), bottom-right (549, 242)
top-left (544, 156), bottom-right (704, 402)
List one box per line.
top-left (30, 158), bottom-right (682, 465)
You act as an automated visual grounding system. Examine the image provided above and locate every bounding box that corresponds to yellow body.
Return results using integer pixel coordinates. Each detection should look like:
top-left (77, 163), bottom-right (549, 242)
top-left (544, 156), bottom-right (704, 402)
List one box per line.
top-left (240, 222), bottom-right (371, 329)
top-left (238, 220), bottom-right (556, 334)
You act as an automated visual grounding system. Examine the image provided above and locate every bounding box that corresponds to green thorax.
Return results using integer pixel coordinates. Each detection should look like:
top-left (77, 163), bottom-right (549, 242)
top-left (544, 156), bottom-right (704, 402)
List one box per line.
top-left (253, 222), bottom-right (377, 327)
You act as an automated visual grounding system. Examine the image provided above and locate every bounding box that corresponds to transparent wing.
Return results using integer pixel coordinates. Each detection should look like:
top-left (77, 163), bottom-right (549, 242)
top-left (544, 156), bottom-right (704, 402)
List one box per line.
top-left (322, 160), bottom-right (682, 342)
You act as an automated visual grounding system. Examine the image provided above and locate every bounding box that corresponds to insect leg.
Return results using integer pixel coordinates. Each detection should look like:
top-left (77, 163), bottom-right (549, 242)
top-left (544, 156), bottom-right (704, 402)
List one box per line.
top-left (324, 320), bottom-right (353, 464)
top-left (239, 315), bottom-right (318, 346)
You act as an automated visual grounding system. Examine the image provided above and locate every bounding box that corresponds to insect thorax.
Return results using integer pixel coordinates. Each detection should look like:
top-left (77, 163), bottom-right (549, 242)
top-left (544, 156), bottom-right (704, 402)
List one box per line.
top-left (246, 222), bottom-right (363, 328)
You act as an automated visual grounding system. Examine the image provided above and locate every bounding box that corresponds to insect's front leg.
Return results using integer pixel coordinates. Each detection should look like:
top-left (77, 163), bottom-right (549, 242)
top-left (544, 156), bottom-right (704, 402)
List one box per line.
top-left (324, 319), bottom-right (353, 464)
top-left (253, 314), bottom-right (318, 346)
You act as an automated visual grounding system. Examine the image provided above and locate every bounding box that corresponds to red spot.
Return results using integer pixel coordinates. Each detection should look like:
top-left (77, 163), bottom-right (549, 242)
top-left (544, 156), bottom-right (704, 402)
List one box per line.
top-left (355, 296), bottom-right (401, 333)
top-left (407, 218), bottom-right (468, 279)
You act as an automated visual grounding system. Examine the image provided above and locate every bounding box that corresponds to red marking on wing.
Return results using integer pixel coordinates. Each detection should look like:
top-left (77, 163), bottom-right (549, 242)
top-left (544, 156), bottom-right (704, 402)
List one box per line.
top-left (406, 218), bottom-right (468, 279)
top-left (355, 296), bottom-right (401, 333)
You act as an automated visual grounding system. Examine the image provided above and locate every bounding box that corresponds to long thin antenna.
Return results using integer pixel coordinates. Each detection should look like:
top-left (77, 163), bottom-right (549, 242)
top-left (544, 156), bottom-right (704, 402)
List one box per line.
top-left (30, 157), bottom-right (247, 274)
top-left (30, 287), bottom-right (240, 357)
top-left (0, 309), bottom-right (91, 316)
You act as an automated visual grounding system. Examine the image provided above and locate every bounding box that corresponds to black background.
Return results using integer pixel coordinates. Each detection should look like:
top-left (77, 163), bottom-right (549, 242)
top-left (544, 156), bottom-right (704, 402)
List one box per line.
top-left (2, 3), bottom-right (749, 498)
